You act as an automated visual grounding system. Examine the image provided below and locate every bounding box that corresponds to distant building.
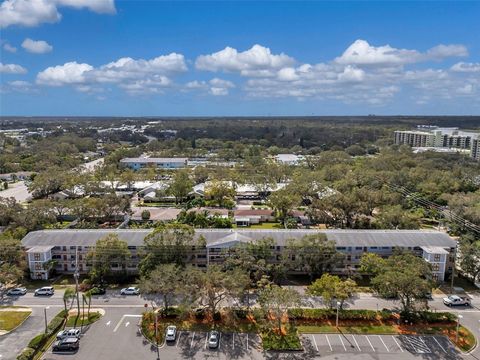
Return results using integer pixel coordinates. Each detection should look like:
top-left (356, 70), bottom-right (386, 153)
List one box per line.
top-left (394, 127), bottom-right (479, 160)
top-left (120, 157), bottom-right (188, 170)
top-left (22, 229), bottom-right (456, 281)
top-left (275, 154), bottom-right (304, 165)
top-left (471, 138), bottom-right (480, 161)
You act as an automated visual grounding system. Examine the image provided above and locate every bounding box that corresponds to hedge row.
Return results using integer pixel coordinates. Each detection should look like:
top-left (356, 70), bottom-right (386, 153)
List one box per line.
top-left (287, 308), bottom-right (394, 321)
top-left (287, 308), bottom-right (457, 324)
top-left (17, 310), bottom-right (67, 360)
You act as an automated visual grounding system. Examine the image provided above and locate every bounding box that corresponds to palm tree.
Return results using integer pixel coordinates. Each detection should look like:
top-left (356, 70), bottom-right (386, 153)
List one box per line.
top-left (63, 288), bottom-right (75, 318)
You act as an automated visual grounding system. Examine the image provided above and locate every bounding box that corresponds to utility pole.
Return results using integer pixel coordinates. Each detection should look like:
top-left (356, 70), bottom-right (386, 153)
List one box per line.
top-left (450, 246), bottom-right (456, 294)
top-left (74, 246), bottom-right (81, 330)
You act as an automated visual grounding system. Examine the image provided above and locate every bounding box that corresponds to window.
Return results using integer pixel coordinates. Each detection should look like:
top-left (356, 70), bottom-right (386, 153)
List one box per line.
top-left (432, 263), bottom-right (440, 271)
top-left (336, 247), bottom-right (346, 251)
top-left (34, 263), bottom-right (42, 270)
top-left (33, 253), bottom-right (41, 261)
top-left (355, 247), bottom-right (363, 250)
top-left (434, 254), bottom-right (441, 262)
top-left (70, 246), bottom-right (76, 250)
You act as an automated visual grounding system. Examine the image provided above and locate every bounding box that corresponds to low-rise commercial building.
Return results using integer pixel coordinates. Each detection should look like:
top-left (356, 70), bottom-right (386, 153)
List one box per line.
top-left (22, 229), bottom-right (456, 281)
top-left (120, 157), bottom-right (188, 170)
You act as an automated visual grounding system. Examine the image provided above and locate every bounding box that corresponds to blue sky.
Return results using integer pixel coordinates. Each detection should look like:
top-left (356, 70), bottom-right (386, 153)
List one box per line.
top-left (1, 0), bottom-right (479, 116)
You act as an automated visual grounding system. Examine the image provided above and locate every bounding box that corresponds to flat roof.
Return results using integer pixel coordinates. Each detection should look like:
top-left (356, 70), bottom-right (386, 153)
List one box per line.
top-left (22, 229), bottom-right (457, 249)
top-left (120, 157), bottom-right (187, 163)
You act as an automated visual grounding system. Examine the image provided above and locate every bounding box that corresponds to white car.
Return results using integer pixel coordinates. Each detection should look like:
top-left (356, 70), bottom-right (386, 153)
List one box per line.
top-left (7, 287), bottom-right (27, 296)
top-left (165, 325), bottom-right (177, 342)
top-left (120, 287), bottom-right (139, 295)
top-left (208, 330), bottom-right (220, 349)
top-left (34, 286), bottom-right (54, 296)
top-left (56, 328), bottom-right (81, 340)
top-left (443, 295), bottom-right (471, 306)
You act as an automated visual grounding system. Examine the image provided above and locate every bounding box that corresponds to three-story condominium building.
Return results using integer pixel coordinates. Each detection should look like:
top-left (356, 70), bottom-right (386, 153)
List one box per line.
top-left (22, 229), bottom-right (456, 281)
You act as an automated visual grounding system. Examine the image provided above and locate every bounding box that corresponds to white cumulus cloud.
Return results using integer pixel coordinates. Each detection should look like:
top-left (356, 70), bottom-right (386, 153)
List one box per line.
top-left (335, 39), bottom-right (467, 67)
top-left (3, 42), bottom-right (17, 52)
top-left (451, 62), bottom-right (480, 73)
top-left (0, 0), bottom-right (115, 28)
top-left (36, 61), bottom-right (93, 85)
top-left (195, 44), bottom-right (295, 77)
top-left (22, 38), bottom-right (53, 53)
top-left (0, 62), bottom-right (27, 74)
top-left (36, 53), bottom-right (187, 94)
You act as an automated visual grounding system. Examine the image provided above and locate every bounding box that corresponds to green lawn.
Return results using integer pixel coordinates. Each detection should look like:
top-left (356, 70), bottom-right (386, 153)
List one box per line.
top-left (261, 329), bottom-right (302, 351)
top-left (66, 312), bottom-right (102, 327)
top-left (248, 222), bottom-right (283, 229)
top-left (0, 309), bottom-right (31, 331)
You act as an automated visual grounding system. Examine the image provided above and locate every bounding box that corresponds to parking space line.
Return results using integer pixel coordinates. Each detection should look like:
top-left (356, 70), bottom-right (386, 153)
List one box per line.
top-left (190, 332), bottom-right (195, 348)
top-left (433, 337), bottom-right (447, 353)
top-left (419, 336), bottom-right (431, 353)
top-left (392, 336), bottom-right (404, 352)
top-left (325, 334), bottom-right (332, 351)
top-left (312, 334), bottom-right (319, 352)
top-left (338, 334), bottom-right (347, 351)
top-left (205, 333), bottom-right (208, 349)
top-left (176, 331), bottom-right (182, 347)
top-left (218, 332), bottom-right (221, 350)
top-left (377, 335), bottom-right (389, 352)
top-left (233, 333), bottom-right (235, 350)
top-left (365, 335), bottom-right (375, 352)
top-left (352, 335), bottom-right (361, 351)
top-left (246, 333), bottom-right (249, 350)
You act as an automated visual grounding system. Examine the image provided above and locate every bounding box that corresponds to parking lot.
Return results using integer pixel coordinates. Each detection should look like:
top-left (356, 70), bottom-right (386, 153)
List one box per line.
top-left (42, 308), bottom-right (265, 360)
top-left (302, 333), bottom-right (460, 358)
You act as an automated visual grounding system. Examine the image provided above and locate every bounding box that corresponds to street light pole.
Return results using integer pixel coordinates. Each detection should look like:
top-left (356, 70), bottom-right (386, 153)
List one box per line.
top-left (456, 314), bottom-right (463, 344)
top-left (44, 306), bottom-right (50, 334)
top-left (336, 301), bottom-right (341, 328)
top-left (154, 308), bottom-right (160, 360)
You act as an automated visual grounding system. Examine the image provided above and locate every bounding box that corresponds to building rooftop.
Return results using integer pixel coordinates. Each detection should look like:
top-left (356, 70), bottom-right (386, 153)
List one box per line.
top-left (22, 229), bottom-right (457, 249)
top-left (120, 157), bottom-right (188, 163)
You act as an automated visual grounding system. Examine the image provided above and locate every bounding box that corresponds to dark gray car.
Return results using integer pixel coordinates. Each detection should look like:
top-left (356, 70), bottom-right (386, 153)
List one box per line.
top-left (53, 337), bottom-right (79, 352)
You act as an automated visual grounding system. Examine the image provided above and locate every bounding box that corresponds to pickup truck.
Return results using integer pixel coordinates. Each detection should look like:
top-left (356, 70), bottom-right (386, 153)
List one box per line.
top-left (443, 295), bottom-right (471, 307)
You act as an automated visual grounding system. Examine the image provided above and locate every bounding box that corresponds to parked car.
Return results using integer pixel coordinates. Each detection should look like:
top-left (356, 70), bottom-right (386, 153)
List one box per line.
top-left (56, 328), bottom-right (81, 340)
top-left (34, 286), bottom-right (54, 296)
top-left (90, 286), bottom-right (106, 295)
top-left (165, 325), bottom-right (177, 342)
top-left (208, 330), bottom-right (220, 349)
top-left (53, 337), bottom-right (79, 352)
top-left (120, 287), bottom-right (139, 295)
top-left (443, 295), bottom-right (471, 306)
top-left (7, 287), bottom-right (27, 296)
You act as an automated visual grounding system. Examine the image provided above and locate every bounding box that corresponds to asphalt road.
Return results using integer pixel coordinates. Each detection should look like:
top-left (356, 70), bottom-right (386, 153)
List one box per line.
top-left (1, 289), bottom-right (479, 360)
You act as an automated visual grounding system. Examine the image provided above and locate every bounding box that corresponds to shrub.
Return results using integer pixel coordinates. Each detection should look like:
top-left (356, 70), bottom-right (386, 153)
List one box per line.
top-left (213, 311), bottom-right (221, 321)
top-left (233, 309), bottom-right (249, 319)
top-left (162, 307), bottom-right (181, 318)
top-left (417, 311), bottom-right (456, 323)
top-left (28, 334), bottom-right (47, 350)
top-left (141, 210), bottom-right (151, 220)
top-left (16, 348), bottom-right (35, 360)
top-left (194, 308), bottom-right (205, 320)
top-left (60, 279), bottom-right (69, 286)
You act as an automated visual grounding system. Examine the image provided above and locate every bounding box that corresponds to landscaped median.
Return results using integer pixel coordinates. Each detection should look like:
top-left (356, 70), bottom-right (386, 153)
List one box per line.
top-left (0, 307), bottom-right (32, 335)
top-left (140, 307), bottom-right (476, 352)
